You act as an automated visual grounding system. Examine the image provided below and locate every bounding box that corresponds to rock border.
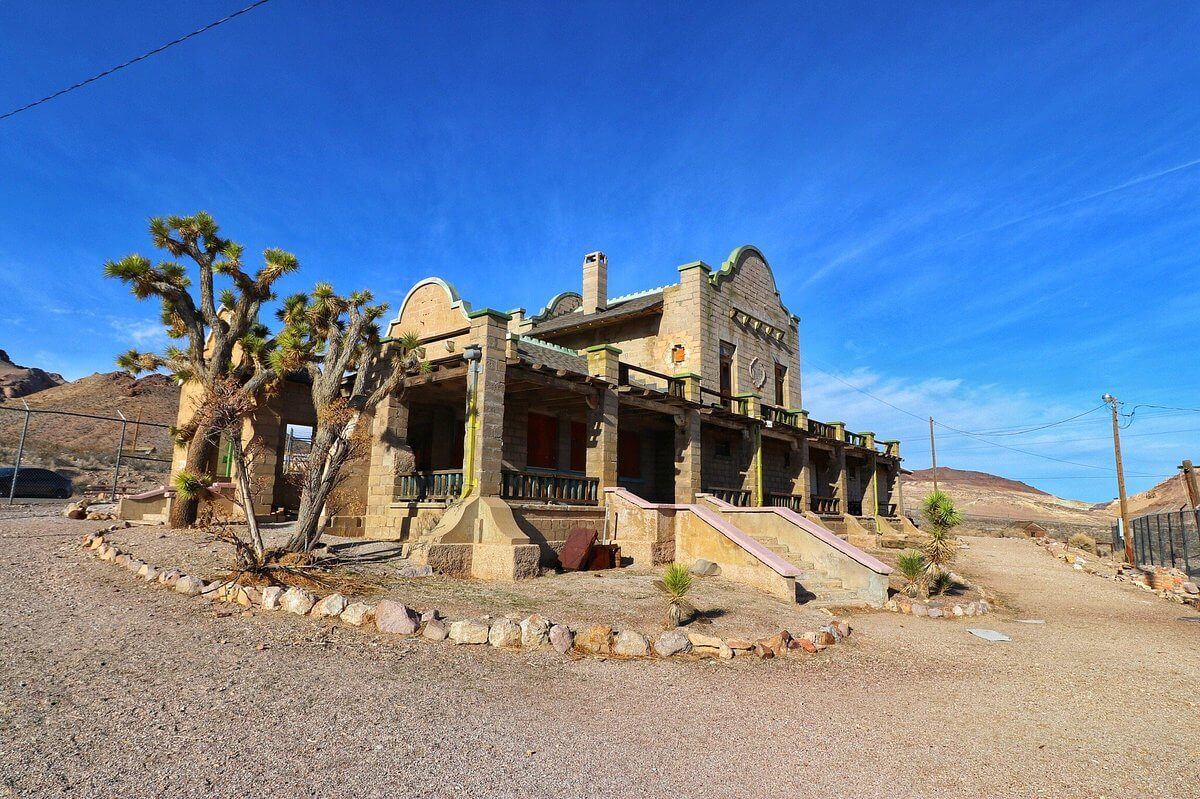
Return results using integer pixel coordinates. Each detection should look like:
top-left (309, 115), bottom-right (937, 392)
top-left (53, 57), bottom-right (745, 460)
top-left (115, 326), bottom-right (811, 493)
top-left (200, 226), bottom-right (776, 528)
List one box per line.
top-left (80, 528), bottom-right (855, 663)
top-left (882, 595), bottom-right (991, 619)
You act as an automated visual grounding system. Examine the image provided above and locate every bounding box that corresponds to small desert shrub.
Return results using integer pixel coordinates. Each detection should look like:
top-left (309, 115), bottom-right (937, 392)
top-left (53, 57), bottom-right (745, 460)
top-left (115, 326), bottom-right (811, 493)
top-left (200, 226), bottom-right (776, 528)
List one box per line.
top-left (661, 563), bottom-right (693, 628)
top-left (928, 569), bottom-right (958, 596)
top-left (1068, 533), bottom-right (1097, 555)
top-left (897, 549), bottom-right (928, 598)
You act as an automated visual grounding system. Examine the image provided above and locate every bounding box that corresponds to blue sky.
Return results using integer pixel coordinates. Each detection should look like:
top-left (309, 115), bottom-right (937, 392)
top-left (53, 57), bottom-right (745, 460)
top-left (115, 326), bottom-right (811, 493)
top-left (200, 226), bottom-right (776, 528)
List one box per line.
top-left (1, 1), bottom-right (1197, 502)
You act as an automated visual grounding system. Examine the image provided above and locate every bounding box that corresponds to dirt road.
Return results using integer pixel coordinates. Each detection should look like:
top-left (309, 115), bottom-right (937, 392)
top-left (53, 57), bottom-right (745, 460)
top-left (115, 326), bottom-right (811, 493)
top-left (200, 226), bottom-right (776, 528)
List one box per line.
top-left (2, 517), bottom-right (1196, 798)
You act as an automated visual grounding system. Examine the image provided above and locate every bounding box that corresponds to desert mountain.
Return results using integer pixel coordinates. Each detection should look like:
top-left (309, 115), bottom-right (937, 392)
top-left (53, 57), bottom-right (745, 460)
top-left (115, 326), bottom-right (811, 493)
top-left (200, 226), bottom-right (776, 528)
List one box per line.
top-left (0, 349), bottom-right (65, 399)
top-left (902, 466), bottom-right (1113, 537)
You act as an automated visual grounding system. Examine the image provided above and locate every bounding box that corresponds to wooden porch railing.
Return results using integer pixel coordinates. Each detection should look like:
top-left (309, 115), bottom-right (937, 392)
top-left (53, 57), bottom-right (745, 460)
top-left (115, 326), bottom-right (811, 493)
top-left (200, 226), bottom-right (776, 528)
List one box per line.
top-left (395, 470), bottom-right (464, 502)
top-left (810, 495), bottom-right (840, 514)
top-left (501, 469), bottom-right (599, 504)
top-left (765, 492), bottom-right (805, 511)
top-left (845, 431), bottom-right (867, 447)
top-left (847, 499), bottom-right (864, 516)
top-left (808, 419), bottom-right (836, 439)
top-left (705, 486), bottom-right (751, 507)
top-left (699, 387), bottom-right (748, 415)
top-left (760, 404), bottom-right (801, 427)
top-left (618, 363), bottom-right (686, 398)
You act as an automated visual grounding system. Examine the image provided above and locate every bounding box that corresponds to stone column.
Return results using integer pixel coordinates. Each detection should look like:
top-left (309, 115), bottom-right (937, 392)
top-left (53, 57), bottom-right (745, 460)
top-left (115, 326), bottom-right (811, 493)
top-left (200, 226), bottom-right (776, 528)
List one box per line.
top-left (675, 409), bottom-right (702, 504)
top-left (584, 345), bottom-right (621, 498)
top-left (468, 311), bottom-right (510, 498)
top-left (798, 436), bottom-right (812, 510)
top-left (365, 390), bottom-right (410, 534)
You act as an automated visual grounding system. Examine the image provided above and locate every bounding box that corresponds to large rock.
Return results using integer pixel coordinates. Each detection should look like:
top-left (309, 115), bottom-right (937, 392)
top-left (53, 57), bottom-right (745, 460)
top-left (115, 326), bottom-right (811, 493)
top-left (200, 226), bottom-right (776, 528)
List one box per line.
top-left (340, 602), bottom-right (375, 626)
top-left (687, 632), bottom-right (733, 659)
top-left (574, 625), bottom-right (614, 655)
top-left (520, 614), bottom-right (551, 648)
top-left (260, 586), bottom-right (284, 610)
top-left (139, 564), bottom-right (159, 582)
top-left (375, 601), bottom-right (419, 634)
top-left (549, 624), bottom-right (574, 654)
top-left (612, 630), bottom-right (649, 658)
top-left (690, 559), bottom-right (721, 577)
top-left (174, 575), bottom-right (204, 597)
top-left (281, 587), bottom-right (316, 615)
top-left (422, 619), bottom-right (449, 641)
top-left (757, 631), bottom-right (792, 657)
top-left (1182, 582), bottom-right (1199, 595)
top-left (311, 593), bottom-right (348, 618)
top-left (653, 629), bottom-right (691, 657)
top-left (123, 558), bottom-right (145, 573)
top-left (158, 569), bottom-right (180, 587)
top-left (449, 619), bottom-right (490, 645)
top-left (488, 618), bottom-right (522, 648)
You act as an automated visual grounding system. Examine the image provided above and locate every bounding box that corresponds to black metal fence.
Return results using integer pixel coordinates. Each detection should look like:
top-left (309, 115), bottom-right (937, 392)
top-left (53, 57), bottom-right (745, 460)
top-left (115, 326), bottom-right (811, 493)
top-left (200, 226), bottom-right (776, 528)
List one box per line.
top-left (1113, 508), bottom-right (1200, 578)
top-left (0, 404), bottom-right (172, 503)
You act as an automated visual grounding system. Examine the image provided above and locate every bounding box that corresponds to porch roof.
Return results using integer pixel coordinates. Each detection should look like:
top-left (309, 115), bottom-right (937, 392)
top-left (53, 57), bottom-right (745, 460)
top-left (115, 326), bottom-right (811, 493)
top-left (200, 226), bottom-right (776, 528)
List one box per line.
top-left (527, 291), bottom-right (663, 337)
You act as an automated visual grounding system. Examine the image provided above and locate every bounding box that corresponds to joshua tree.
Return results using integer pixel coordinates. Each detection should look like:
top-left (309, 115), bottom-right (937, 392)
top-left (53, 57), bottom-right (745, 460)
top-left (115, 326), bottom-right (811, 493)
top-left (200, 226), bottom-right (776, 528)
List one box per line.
top-left (272, 285), bottom-right (425, 554)
top-left (920, 489), bottom-right (961, 572)
top-left (105, 212), bottom-right (297, 527)
top-left (896, 549), bottom-right (928, 598)
top-left (660, 562), bottom-right (693, 628)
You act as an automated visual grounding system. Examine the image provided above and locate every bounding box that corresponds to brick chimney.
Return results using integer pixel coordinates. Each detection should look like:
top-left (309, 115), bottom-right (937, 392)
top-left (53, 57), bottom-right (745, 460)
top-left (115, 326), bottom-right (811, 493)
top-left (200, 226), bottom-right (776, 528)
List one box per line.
top-left (582, 251), bottom-right (607, 314)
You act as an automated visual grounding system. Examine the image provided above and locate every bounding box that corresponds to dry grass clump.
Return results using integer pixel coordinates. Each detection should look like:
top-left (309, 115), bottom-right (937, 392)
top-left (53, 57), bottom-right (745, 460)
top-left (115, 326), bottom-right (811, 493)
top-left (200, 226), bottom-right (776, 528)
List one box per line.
top-left (1068, 533), bottom-right (1097, 555)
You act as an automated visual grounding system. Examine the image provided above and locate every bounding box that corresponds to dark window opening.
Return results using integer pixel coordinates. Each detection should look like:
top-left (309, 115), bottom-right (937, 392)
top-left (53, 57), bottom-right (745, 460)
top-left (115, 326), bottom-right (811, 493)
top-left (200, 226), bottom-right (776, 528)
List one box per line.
top-left (618, 430), bottom-right (641, 478)
top-left (527, 413), bottom-right (558, 469)
top-left (774, 363), bottom-right (787, 407)
top-left (719, 340), bottom-right (736, 408)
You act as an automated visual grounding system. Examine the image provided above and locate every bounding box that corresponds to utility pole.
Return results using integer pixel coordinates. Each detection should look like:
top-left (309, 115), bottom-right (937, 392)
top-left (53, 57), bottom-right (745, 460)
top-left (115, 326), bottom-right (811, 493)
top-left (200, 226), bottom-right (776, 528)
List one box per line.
top-left (1181, 459), bottom-right (1199, 510)
top-left (929, 416), bottom-right (939, 493)
top-left (1103, 393), bottom-right (1134, 565)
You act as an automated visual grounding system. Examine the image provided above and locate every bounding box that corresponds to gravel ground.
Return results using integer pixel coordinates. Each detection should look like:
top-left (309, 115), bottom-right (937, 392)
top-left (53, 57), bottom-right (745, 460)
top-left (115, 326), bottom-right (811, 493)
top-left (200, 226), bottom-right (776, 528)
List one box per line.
top-left (2, 518), bottom-right (1197, 798)
top-left (87, 523), bottom-right (832, 639)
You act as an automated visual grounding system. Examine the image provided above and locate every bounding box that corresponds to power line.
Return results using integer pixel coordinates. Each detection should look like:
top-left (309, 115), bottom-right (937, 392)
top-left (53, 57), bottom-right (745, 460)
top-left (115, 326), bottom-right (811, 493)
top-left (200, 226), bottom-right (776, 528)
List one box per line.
top-left (933, 425), bottom-right (1200, 453)
top-left (0, 0), bottom-right (275, 122)
top-left (804, 360), bottom-right (1160, 476)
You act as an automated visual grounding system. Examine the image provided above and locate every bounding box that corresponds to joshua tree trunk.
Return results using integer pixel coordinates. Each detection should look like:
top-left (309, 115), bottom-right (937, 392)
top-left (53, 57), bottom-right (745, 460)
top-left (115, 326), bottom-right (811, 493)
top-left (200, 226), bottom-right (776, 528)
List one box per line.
top-left (228, 428), bottom-right (264, 560)
top-left (286, 425), bottom-right (349, 553)
top-left (169, 429), bottom-right (215, 529)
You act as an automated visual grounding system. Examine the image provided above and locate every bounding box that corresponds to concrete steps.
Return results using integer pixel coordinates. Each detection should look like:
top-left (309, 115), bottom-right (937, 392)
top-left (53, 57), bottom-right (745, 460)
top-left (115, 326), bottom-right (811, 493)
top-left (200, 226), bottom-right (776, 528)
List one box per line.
top-left (745, 529), bottom-right (854, 602)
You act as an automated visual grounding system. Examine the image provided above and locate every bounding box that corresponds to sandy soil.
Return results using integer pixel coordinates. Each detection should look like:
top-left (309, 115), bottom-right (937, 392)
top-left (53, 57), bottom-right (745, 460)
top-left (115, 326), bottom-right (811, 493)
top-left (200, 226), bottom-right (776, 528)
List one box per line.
top-left (2, 514), bottom-right (1197, 798)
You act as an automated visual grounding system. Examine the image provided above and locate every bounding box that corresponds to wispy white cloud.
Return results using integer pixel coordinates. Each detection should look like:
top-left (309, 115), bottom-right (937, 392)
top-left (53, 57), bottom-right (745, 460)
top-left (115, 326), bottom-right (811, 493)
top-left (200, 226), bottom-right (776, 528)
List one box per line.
top-left (108, 318), bottom-right (167, 349)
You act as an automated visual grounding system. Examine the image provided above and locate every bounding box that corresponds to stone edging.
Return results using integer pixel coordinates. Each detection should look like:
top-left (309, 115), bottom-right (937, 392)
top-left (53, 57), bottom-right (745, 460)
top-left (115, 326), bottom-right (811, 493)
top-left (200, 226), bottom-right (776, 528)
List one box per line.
top-left (81, 527), bottom-right (855, 662)
top-left (882, 596), bottom-right (992, 619)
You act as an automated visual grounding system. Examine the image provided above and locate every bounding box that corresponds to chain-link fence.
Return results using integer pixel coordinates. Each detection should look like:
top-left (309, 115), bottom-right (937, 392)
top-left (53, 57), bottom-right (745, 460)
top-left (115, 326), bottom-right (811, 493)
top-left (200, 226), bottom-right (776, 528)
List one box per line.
top-left (1113, 508), bottom-right (1200, 578)
top-left (0, 404), bottom-right (172, 503)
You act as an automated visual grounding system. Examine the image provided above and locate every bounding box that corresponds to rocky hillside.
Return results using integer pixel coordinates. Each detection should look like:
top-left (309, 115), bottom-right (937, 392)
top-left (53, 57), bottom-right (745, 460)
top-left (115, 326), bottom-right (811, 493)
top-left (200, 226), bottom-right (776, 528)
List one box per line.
top-left (0, 369), bottom-right (180, 493)
top-left (902, 466), bottom-right (1113, 539)
top-left (0, 349), bottom-right (65, 399)
top-left (1108, 473), bottom-right (1196, 516)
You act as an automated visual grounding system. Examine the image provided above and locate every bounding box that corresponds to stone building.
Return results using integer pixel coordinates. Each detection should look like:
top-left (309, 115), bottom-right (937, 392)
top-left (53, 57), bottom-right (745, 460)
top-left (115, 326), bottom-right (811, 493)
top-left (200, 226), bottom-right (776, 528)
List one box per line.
top-left (341, 245), bottom-right (902, 604)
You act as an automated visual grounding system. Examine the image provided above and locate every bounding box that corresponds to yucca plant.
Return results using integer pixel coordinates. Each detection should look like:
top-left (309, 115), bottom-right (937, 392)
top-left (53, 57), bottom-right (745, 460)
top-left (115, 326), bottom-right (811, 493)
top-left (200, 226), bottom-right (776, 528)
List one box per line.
top-left (921, 490), bottom-right (961, 570)
top-left (896, 549), bottom-right (928, 598)
top-left (928, 569), bottom-right (958, 596)
top-left (661, 563), bottom-right (693, 628)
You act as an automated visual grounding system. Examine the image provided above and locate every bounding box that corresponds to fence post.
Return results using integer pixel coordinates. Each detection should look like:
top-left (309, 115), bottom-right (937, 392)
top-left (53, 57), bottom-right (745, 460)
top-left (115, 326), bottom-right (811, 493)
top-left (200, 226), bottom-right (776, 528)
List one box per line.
top-left (111, 411), bottom-right (127, 501)
top-left (8, 401), bottom-right (30, 505)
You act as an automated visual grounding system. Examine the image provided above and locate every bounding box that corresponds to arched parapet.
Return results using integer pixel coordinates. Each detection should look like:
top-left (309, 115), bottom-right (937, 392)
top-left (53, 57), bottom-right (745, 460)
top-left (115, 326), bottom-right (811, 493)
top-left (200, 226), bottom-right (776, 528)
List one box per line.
top-left (387, 277), bottom-right (474, 338)
top-left (530, 291), bottom-right (583, 323)
top-left (710, 245), bottom-right (797, 324)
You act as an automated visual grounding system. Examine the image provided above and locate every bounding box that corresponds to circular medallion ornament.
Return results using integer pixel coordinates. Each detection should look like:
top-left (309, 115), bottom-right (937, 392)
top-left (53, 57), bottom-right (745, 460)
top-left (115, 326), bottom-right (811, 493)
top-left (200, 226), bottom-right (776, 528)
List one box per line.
top-left (749, 357), bottom-right (768, 389)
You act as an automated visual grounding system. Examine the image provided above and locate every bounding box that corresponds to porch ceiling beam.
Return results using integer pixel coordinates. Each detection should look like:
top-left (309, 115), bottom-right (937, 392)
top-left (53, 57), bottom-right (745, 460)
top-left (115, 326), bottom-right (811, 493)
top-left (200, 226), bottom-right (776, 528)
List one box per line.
top-left (618, 394), bottom-right (686, 426)
top-left (507, 368), bottom-right (600, 398)
top-left (403, 365), bottom-right (467, 387)
top-left (697, 411), bottom-right (750, 431)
